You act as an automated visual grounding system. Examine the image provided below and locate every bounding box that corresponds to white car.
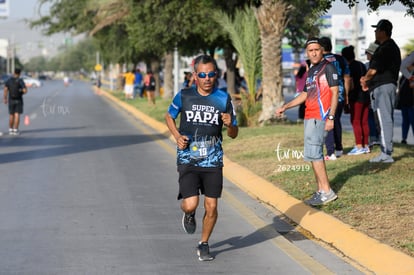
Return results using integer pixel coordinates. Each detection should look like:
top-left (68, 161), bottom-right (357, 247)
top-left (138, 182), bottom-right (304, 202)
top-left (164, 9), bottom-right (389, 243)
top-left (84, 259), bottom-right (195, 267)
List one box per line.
top-left (22, 76), bottom-right (42, 88)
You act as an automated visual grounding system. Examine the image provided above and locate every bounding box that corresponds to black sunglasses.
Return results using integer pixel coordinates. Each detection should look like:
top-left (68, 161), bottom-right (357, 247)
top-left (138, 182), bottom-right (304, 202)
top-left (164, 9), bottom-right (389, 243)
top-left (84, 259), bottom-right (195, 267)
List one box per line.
top-left (197, 71), bottom-right (217, 78)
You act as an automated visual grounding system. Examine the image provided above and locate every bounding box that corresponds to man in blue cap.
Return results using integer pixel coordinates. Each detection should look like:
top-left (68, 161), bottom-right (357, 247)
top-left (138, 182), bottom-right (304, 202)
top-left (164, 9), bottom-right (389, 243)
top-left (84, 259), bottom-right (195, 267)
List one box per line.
top-left (360, 19), bottom-right (401, 163)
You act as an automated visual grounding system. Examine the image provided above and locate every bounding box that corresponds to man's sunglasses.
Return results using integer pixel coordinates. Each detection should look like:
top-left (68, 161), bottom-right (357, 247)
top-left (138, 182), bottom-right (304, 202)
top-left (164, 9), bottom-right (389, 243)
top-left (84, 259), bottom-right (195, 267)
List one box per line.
top-left (197, 71), bottom-right (217, 78)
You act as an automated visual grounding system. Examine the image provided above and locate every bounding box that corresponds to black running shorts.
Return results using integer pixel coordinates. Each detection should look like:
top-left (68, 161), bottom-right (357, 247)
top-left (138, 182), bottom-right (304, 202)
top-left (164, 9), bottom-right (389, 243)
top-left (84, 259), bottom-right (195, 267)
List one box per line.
top-left (8, 99), bottom-right (24, 114)
top-left (177, 165), bottom-right (223, 200)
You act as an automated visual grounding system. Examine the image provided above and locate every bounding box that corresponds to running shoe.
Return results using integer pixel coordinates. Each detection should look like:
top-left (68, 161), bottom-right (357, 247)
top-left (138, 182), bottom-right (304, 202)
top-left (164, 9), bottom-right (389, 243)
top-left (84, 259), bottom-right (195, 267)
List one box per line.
top-left (369, 152), bottom-right (394, 163)
top-left (306, 189), bottom-right (337, 206)
top-left (304, 191), bottom-right (321, 205)
top-left (324, 154), bottom-right (337, 161)
top-left (182, 212), bottom-right (196, 234)
top-left (347, 147), bottom-right (366, 155)
top-left (197, 242), bottom-right (214, 261)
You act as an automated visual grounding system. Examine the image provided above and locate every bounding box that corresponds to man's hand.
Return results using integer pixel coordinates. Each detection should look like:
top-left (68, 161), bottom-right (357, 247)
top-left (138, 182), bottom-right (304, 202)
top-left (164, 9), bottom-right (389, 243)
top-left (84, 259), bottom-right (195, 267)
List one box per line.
top-left (221, 113), bottom-right (232, 127)
top-left (275, 106), bottom-right (286, 117)
top-left (360, 76), bottom-right (369, 92)
top-left (325, 119), bottom-right (334, 131)
top-left (176, 135), bottom-right (189, 150)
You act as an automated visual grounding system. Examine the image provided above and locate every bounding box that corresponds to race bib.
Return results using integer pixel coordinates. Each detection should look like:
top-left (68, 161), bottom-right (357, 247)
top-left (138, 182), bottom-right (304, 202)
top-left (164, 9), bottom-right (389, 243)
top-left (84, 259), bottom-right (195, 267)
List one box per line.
top-left (189, 140), bottom-right (214, 159)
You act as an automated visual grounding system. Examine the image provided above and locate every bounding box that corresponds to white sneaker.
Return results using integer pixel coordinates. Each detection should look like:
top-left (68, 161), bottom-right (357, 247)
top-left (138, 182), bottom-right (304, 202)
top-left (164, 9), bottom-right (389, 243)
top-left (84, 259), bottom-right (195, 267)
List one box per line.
top-left (324, 154), bottom-right (337, 161)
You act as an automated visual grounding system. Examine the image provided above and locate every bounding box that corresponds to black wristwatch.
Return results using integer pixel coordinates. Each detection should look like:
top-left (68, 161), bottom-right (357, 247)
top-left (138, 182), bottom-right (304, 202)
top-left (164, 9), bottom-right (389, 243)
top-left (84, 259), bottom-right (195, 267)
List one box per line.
top-left (328, 115), bottom-right (335, 120)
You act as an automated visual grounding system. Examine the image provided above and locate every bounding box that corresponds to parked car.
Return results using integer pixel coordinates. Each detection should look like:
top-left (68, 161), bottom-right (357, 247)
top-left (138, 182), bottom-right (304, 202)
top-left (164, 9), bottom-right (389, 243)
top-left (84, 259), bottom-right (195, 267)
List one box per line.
top-left (38, 74), bottom-right (52, 81)
top-left (282, 72), bottom-right (296, 94)
top-left (0, 74), bottom-right (11, 87)
top-left (22, 76), bottom-right (42, 88)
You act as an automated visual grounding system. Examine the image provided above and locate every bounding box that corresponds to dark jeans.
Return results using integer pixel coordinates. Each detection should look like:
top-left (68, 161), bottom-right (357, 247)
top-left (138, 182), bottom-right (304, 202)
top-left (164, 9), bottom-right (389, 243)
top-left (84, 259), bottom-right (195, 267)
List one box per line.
top-left (401, 106), bottom-right (414, 141)
top-left (368, 107), bottom-right (379, 142)
top-left (325, 101), bottom-right (344, 155)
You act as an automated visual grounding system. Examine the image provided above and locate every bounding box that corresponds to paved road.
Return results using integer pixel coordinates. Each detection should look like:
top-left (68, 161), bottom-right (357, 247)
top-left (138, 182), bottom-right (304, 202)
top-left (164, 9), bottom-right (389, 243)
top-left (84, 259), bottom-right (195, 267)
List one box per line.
top-left (0, 80), bottom-right (364, 274)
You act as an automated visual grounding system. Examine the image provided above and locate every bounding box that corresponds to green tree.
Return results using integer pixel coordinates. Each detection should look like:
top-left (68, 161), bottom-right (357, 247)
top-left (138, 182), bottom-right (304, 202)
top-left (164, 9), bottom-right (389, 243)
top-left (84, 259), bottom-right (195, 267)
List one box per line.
top-left (24, 56), bottom-right (48, 73)
top-left (402, 38), bottom-right (414, 55)
top-left (214, 6), bottom-right (261, 125)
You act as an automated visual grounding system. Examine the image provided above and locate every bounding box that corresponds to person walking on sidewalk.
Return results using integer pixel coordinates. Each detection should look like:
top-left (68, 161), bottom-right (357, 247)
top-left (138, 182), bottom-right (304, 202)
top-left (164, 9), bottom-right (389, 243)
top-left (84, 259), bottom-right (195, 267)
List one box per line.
top-left (276, 38), bottom-right (339, 206)
top-left (165, 55), bottom-right (238, 261)
top-left (360, 19), bottom-right (401, 163)
top-left (3, 68), bottom-right (27, 136)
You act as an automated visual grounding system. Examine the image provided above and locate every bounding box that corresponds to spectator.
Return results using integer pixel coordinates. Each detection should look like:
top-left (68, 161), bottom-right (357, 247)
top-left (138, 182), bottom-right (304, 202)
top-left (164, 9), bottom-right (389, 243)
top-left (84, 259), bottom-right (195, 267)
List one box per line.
top-left (360, 19), bottom-right (401, 163)
top-left (295, 62), bottom-right (308, 122)
top-left (143, 70), bottom-right (156, 105)
top-left (182, 71), bottom-right (194, 88)
top-left (341, 46), bottom-right (370, 155)
top-left (398, 52), bottom-right (414, 144)
top-left (276, 37), bottom-right (339, 206)
top-left (319, 37), bottom-right (352, 160)
top-left (364, 42), bottom-right (381, 147)
top-left (134, 68), bottom-right (143, 98)
top-left (123, 68), bottom-right (135, 100)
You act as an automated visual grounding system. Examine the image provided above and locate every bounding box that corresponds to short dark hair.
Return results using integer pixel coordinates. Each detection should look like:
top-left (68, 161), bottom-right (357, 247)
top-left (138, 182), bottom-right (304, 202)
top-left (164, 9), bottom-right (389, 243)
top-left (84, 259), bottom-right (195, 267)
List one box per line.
top-left (341, 46), bottom-right (355, 61)
top-left (14, 68), bottom-right (21, 75)
top-left (193, 55), bottom-right (218, 72)
top-left (319, 37), bottom-right (332, 52)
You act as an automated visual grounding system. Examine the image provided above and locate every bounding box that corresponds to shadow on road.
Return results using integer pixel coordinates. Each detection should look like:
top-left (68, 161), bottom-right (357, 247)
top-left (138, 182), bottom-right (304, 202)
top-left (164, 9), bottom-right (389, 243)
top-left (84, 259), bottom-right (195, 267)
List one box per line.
top-left (0, 131), bottom-right (169, 164)
top-left (210, 216), bottom-right (305, 257)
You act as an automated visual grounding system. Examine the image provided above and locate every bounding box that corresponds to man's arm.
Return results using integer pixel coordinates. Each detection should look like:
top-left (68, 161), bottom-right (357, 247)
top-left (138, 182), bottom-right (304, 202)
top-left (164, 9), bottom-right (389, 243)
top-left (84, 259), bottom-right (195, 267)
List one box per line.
top-left (165, 112), bottom-right (189, 150)
top-left (326, 85), bottom-right (339, 131)
top-left (3, 86), bottom-right (8, 104)
top-left (343, 74), bottom-right (352, 105)
top-left (221, 112), bottom-right (238, 139)
top-left (275, 91), bottom-right (307, 116)
top-left (20, 80), bottom-right (28, 94)
top-left (360, 68), bottom-right (377, 91)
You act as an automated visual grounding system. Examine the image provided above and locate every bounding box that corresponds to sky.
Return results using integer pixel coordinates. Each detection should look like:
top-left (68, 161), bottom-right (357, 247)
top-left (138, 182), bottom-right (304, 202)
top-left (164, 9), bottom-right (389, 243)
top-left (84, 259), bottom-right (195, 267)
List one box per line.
top-left (0, 0), bottom-right (67, 62)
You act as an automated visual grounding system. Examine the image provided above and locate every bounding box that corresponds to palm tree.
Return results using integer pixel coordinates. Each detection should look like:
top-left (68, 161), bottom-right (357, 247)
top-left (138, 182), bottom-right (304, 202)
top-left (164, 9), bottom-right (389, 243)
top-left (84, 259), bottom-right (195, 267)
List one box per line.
top-left (214, 6), bottom-right (262, 125)
top-left (254, 0), bottom-right (293, 124)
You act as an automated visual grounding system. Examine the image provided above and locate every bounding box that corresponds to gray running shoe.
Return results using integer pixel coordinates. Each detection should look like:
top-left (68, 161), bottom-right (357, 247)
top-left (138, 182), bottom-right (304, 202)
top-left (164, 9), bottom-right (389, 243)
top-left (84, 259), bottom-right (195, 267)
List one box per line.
top-left (304, 191), bottom-right (321, 205)
top-left (197, 242), bottom-right (214, 261)
top-left (306, 190), bottom-right (337, 206)
top-left (369, 152), bottom-right (394, 163)
top-left (182, 212), bottom-right (196, 234)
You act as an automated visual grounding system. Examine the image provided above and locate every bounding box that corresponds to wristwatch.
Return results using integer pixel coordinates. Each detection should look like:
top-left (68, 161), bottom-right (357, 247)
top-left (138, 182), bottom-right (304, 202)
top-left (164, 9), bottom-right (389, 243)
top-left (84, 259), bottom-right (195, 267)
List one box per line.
top-left (328, 115), bottom-right (335, 120)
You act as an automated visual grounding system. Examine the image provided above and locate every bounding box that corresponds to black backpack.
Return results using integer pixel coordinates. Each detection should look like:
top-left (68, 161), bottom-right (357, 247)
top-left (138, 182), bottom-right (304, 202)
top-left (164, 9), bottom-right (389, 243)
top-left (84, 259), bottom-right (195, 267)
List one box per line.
top-left (6, 77), bottom-right (25, 99)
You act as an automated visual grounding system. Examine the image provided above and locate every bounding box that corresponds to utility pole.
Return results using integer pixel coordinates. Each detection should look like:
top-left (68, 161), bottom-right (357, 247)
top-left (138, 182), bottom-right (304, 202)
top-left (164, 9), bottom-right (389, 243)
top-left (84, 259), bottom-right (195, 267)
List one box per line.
top-left (173, 47), bottom-right (179, 96)
top-left (351, 5), bottom-right (359, 58)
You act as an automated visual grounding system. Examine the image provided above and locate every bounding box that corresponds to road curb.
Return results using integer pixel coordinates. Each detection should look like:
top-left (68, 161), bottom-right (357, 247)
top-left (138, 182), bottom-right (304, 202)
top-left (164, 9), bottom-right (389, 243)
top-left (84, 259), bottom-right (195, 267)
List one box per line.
top-left (98, 89), bottom-right (414, 274)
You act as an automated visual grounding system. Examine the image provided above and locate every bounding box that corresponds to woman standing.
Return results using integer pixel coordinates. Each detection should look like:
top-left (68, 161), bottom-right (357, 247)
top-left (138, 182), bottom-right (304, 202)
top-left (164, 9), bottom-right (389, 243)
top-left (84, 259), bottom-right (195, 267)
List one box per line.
top-left (341, 46), bottom-right (370, 155)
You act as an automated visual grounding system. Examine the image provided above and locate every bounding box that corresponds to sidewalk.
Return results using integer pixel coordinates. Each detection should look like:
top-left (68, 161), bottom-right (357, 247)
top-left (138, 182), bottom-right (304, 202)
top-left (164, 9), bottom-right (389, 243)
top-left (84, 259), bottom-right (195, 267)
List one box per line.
top-left (99, 88), bottom-right (414, 274)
